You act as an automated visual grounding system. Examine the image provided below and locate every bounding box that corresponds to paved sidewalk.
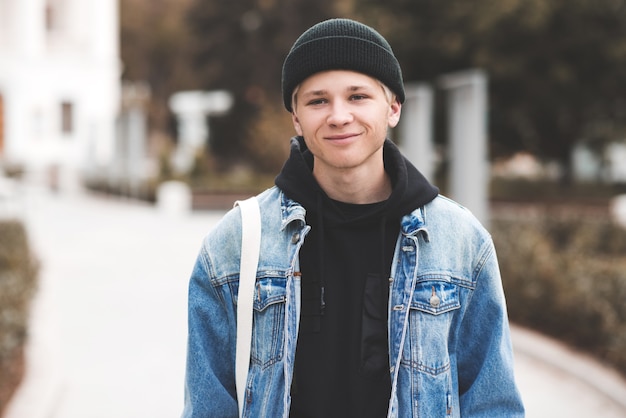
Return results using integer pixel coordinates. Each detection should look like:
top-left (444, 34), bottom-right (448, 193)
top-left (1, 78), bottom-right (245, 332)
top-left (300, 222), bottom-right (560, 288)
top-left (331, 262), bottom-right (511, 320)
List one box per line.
top-left (4, 188), bottom-right (626, 418)
top-left (512, 325), bottom-right (626, 417)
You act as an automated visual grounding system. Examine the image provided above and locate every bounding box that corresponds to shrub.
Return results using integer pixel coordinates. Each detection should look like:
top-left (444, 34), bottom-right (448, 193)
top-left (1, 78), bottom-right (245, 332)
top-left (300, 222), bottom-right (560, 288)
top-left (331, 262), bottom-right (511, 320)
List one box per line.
top-left (0, 221), bottom-right (39, 415)
top-left (491, 213), bottom-right (626, 376)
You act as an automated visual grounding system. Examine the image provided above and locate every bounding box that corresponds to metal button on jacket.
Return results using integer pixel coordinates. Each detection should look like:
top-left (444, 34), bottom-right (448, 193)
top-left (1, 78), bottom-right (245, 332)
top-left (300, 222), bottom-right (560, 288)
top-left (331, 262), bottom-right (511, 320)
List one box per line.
top-left (430, 287), bottom-right (441, 308)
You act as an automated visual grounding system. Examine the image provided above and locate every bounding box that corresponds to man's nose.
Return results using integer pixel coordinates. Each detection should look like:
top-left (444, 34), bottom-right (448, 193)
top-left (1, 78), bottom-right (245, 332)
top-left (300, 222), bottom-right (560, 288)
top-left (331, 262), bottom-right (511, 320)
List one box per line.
top-left (327, 101), bottom-right (353, 126)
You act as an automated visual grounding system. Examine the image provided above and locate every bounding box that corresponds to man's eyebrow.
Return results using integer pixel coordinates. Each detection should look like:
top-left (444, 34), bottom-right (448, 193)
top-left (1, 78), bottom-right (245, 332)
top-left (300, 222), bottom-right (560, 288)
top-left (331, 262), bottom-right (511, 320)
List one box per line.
top-left (300, 89), bottom-right (327, 98)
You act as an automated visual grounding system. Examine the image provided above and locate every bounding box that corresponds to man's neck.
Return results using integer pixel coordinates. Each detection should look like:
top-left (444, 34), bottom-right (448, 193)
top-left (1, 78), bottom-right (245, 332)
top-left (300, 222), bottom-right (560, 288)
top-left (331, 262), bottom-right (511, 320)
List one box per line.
top-left (313, 162), bottom-right (391, 204)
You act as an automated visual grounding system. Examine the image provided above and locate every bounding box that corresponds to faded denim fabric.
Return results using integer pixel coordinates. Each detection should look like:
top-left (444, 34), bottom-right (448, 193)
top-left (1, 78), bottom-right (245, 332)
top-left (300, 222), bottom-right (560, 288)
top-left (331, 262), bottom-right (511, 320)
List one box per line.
top-left (182, 188), bottom-right (524, 418)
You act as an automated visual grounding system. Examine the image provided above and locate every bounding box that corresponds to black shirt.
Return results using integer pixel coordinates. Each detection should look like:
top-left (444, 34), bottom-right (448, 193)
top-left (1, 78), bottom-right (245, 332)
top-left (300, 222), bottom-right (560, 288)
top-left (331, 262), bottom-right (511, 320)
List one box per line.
top-left (289, 200), bottom-right (399, 418)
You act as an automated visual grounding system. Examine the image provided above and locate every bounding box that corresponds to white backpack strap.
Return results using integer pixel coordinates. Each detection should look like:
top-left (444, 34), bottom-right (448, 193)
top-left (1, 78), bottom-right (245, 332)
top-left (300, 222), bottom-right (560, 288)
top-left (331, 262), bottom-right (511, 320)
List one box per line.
top-left (234, 196), bottom-right (261, 417)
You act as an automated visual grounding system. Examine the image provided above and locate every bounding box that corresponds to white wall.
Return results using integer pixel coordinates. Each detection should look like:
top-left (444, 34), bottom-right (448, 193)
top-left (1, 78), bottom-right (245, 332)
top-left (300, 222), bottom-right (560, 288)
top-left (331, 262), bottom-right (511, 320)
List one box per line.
top-left (0, 0), bottom-right (121, 186)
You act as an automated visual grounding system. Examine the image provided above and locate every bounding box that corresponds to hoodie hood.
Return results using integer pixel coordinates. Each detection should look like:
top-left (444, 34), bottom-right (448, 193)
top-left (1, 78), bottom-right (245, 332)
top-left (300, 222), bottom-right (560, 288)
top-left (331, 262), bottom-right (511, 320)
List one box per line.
top-left (275, 136), bottom-right (439, 225)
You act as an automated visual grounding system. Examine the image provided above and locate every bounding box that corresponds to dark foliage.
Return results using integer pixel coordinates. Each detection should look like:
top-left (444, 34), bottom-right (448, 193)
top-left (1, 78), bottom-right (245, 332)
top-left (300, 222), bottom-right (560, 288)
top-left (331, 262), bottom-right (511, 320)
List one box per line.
top-left (492, 213), bottom-right (626, 376)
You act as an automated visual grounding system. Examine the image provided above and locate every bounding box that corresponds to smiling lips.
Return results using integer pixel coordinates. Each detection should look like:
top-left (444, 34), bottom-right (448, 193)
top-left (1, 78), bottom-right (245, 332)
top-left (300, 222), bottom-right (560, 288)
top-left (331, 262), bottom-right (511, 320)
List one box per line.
top-left (325, 133), bottom-right (361, 140)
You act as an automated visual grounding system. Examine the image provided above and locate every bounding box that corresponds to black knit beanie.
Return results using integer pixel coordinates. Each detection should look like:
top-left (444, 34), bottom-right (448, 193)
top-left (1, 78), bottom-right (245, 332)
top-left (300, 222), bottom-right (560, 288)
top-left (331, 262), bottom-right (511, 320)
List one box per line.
top-left (281, 18), bottom-right (405, 112)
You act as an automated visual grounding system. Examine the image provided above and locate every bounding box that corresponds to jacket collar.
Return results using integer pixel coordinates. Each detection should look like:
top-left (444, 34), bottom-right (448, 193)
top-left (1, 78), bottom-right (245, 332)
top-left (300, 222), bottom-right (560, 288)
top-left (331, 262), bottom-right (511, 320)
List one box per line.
top-left (281, 188), bottom-right (431, 242)
top-left (401, 206), bottom-right (430, 242)
top-left (280, 190), bottom-right (307, 231)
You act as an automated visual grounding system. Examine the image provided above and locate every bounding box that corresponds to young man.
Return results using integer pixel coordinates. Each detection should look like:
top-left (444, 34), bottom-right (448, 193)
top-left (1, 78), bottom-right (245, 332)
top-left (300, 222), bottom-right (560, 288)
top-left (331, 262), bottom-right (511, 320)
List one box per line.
top-left (183, 18), bottom-right (524, 417)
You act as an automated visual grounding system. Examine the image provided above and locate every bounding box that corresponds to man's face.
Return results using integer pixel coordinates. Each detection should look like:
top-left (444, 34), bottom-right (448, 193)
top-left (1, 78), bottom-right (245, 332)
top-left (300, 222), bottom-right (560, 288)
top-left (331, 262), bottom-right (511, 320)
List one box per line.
top-left (291, 70), bottom-right (401, 177)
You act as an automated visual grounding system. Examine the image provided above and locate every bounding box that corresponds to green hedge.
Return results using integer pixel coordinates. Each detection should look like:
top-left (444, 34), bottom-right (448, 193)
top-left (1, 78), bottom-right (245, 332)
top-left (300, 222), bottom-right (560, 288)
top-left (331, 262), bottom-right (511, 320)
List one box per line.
top-left (0, 221), bottom-right (39, 414)
top-left (491, 213), bottom-right (626, 376)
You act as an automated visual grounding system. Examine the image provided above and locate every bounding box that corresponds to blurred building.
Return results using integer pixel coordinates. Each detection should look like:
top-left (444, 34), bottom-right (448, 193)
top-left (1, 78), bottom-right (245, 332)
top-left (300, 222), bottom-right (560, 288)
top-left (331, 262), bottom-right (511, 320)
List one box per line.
top-left (0, 0), bottom-right (120, 190)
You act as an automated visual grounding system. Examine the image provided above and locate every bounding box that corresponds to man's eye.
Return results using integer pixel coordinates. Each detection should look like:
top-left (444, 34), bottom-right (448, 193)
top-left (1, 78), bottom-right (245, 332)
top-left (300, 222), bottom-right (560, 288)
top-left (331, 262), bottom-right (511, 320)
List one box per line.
top-left (307, 99), bottom-right (327, 106)
top-left (350, 94), bottom-right (367, 101)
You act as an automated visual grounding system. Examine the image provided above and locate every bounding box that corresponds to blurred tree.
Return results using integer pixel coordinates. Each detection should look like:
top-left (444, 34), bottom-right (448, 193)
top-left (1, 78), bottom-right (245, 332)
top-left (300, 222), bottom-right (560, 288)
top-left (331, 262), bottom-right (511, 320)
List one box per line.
top-left (121, 0), bottom-right (626, 179)
top-left (186, 0), bottom-right (341, 166)
top-left (483, 0), bottom-right (626, 179)
top-left (354, 0), bottom-right (626, 180)
top-left (120, 0), bottom-right (198, 134)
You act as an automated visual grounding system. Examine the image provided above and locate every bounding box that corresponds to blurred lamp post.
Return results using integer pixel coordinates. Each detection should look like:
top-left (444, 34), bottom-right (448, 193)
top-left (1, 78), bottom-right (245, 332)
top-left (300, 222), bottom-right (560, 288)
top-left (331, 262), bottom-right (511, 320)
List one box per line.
top-left (168, 90), bottom-right (233, 174)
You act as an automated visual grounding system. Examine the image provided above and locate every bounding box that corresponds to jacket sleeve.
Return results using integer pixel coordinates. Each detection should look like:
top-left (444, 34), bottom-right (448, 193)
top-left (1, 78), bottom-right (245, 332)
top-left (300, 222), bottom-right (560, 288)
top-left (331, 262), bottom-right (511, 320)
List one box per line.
top-left (457, 240), bottom-right (525, 417)
top-left (182, 229), bottom-right (239, 418)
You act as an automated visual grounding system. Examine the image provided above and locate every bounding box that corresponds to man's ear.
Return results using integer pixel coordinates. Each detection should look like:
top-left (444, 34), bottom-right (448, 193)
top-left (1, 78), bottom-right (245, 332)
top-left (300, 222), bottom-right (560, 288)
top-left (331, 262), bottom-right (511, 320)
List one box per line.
top-left (292, 112), bottom-right (303, 136)
top-left (388, 100), bottom-right (402, 129)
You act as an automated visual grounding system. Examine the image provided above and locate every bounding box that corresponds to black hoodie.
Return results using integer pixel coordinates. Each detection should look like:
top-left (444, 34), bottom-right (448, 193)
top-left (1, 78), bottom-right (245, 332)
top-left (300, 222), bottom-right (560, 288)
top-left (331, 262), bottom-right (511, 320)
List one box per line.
top-left (276, 136), bottom-right (438, 418)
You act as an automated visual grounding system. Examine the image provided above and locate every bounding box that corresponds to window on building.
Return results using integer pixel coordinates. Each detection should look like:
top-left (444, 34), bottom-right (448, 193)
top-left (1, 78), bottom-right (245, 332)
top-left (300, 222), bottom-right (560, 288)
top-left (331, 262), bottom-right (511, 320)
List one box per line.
top-left (61, 101), bottom-right (73, 134)
top-left (45, 2), bottom-right (56, 32)
top-left (45, 0), bottom-right (67, 34)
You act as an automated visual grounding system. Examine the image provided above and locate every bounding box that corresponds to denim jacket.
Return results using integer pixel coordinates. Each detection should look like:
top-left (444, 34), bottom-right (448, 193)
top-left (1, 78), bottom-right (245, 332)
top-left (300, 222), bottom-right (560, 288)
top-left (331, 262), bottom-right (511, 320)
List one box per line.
top-left (183, 186), bottom-right (524, 417)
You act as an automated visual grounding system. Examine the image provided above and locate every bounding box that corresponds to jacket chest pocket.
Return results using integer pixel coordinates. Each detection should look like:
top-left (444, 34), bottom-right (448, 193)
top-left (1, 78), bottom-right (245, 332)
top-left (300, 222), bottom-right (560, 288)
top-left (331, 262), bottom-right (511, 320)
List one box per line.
top-left (402, 279), bottom-right (460, 376)
top-left (250, 276), bottom-right (287, 369)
